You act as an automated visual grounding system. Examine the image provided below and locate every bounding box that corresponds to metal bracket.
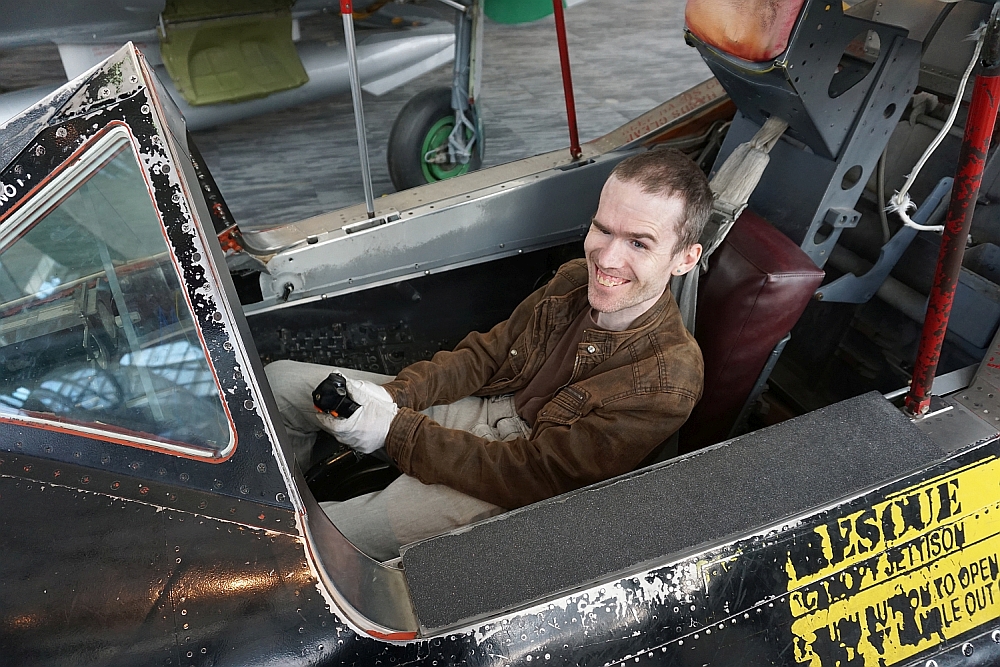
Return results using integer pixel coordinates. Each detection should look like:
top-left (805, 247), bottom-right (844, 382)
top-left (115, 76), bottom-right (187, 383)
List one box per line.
top-left (692, 0), bottom-right (912, 159)
top-left (343, 211), bottom-right (401, 234)
top-left (449, 110), bottom-right (478, 164)
top-left (884, 362), bottom-right (977, 401)
top-left (911, 395), bottom-right (999, 453)
top-left (945, 280), bottom-right (1000, 436)
top-left (437, 0), bottom-right (482, 166)
top-left (955, 310), bottom-right (1000, 422)
top-left (816, 177), bottom-right (953, 303)
top-left (728, 333), bottom-right (791, 438)
top-left (823, 207), bottom-right (861, 229)
top-left (423, 108), bottom-right (477, 165)
top-left (701, 0), bottom-right (922, 267)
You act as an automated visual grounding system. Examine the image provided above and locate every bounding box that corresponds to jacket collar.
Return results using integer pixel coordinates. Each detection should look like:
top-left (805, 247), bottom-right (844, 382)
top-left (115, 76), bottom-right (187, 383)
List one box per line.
top-left (558, 281), bottom-right (679, 348)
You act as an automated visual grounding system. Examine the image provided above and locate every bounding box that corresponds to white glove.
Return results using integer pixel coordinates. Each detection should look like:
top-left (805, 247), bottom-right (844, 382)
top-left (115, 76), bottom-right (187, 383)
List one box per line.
top-left (320, 379), bottom-right (397, 455)
top-left (346, 378), bottom-right (393, 405)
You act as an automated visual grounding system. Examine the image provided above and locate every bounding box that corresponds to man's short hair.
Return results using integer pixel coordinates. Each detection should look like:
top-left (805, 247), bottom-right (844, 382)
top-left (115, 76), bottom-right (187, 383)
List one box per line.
top-left (609, 147), bottom-right (713, 254)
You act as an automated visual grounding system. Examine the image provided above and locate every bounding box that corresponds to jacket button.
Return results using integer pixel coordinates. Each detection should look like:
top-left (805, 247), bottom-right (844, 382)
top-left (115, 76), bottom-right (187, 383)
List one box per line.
top-left (586, 345), bottom-right (596, 354)
top-left (510, 349), bottom-right (518, 356)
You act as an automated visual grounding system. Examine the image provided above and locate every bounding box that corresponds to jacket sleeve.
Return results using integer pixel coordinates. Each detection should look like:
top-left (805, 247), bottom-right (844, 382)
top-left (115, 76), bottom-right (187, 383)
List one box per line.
top-left (383, 389), bottom-right (697, 509)
top-left (380, 265), bottom-right (585, 411)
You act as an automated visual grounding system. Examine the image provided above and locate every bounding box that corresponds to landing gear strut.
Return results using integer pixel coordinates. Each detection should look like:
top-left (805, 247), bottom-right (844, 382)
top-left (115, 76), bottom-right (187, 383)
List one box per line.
top-left (387, 0), bottom-right (485, 190)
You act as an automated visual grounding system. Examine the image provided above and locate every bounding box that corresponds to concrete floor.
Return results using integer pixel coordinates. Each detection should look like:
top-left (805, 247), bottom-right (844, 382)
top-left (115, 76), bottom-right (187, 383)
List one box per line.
top-left (0, 0), bottom-right (711, 230)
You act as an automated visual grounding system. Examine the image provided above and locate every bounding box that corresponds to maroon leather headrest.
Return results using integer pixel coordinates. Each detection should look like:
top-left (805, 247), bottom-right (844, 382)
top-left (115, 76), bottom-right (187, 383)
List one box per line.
top-left (679, 210), bottom-right (824, 453)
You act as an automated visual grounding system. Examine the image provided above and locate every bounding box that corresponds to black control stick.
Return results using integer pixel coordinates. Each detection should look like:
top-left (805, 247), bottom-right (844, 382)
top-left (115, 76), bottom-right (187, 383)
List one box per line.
top-left (312, 373), bottom-right (361, 419)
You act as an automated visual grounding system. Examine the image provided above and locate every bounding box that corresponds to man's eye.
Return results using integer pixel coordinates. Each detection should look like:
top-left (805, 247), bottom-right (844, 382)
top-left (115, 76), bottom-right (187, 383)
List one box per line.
top-left (631, 240), bottom-right (646, 250)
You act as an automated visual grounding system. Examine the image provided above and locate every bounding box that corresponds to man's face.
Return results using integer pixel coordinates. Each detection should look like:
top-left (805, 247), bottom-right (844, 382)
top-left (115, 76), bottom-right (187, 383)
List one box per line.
top-left (584, 176), bottom-right (702, 330)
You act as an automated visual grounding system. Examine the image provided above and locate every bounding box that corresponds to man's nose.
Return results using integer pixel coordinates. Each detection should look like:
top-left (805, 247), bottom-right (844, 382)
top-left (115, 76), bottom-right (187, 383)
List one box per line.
top-left (596, 238), bottom-right (627, 268)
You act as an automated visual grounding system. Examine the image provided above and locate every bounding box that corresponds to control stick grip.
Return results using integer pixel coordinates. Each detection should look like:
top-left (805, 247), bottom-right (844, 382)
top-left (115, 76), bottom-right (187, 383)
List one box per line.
top-left (312, 372), bottom-right (361, 419)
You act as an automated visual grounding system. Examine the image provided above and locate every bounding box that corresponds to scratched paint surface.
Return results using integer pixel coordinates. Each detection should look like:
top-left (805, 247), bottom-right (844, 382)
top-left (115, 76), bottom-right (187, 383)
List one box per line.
top-left (785, 457), bottom-right (1000, 666)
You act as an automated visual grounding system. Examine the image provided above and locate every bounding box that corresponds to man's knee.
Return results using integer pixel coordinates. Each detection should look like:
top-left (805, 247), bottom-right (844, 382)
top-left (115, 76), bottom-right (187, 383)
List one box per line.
top-left (263, 360), bottom-right (298, 397)
top-left (266, 360), bottom-right (393, 397)
top-left (264, 359), bottom-right (298, 377)
top-left (264, 360), bottom-right (338, 408)
top-left (383, 475), bottom-right (503, 546)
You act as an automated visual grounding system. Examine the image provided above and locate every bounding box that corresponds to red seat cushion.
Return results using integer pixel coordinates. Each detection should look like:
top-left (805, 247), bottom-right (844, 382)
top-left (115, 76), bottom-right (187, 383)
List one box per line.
top-left (679, 210), bottom-right (824, 453)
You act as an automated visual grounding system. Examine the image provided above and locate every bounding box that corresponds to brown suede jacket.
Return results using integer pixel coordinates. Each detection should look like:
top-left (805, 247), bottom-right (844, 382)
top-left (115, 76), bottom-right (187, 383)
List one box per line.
top-left (381, 259), bottom-right (703, 510)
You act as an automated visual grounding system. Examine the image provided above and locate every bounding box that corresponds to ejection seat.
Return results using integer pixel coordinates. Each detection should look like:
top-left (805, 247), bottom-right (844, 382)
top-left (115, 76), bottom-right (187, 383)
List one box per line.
top-left (670, 0), bottom-right (920, 452)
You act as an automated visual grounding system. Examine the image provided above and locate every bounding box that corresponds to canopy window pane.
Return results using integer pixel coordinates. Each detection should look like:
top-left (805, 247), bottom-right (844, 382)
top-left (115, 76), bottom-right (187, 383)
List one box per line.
top-left (0, 129), bottom-right (232, 455)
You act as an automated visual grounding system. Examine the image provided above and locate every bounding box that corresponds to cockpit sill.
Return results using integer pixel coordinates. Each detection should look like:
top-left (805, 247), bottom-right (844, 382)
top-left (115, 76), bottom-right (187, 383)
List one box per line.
top-left (232, 79), bottom-right (733, 314)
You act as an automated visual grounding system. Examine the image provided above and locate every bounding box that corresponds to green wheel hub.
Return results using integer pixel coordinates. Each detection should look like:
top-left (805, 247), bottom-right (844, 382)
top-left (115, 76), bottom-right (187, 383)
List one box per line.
top-left (420, 117), bottom-right (472, 183)
top-left (388, 87), bottom-right (483, 190)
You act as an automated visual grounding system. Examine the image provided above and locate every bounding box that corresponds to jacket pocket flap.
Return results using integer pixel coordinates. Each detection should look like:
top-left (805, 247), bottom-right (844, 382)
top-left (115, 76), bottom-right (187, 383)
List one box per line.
top-left (536, 385), bottom-right (589, 425)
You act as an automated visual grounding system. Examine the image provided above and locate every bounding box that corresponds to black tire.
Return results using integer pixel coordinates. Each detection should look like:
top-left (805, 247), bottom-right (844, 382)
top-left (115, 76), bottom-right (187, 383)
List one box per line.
top-left (387, 86), bottom-right (483, 191)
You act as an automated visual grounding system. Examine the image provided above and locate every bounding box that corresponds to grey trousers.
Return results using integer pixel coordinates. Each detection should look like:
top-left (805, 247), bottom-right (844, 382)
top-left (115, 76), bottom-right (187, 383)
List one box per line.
top-left (264, 360), bottom-right (529, 561)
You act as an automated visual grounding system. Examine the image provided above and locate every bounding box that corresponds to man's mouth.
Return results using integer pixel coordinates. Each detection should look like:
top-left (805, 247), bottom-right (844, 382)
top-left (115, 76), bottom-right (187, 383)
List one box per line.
top-left (595, 267), bottom-right (630, 287)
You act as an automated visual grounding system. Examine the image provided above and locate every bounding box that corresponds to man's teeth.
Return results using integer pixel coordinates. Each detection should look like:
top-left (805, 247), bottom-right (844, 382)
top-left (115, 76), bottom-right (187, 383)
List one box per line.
top-left (597, 271), bottom-right (628, 287)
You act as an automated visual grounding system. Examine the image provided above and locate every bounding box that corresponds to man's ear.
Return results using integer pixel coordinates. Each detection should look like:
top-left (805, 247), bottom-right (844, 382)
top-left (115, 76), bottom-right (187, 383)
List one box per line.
top-left (671, 243), bottom-right (703, 276)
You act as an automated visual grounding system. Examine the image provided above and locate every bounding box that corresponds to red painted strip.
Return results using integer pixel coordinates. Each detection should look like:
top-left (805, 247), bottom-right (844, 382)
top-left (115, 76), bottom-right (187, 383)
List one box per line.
top-left (366, 629), bottom-right (418, 641)
top-left (905, 73), bottom-right (1000, 415)
top-left (217, 226), bottom-right (243, 252)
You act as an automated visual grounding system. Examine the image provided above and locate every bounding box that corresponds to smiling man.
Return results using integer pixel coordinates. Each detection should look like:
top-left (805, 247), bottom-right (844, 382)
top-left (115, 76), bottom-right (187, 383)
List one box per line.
top-left (266, 147), bottom-right (712, 560)
top-left (586, 159), bottom-right (704, 331)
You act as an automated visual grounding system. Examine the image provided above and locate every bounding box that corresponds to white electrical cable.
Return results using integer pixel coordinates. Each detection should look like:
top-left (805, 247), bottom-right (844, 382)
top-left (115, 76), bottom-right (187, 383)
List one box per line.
top-left (888, 25), bottom-right (987, 232)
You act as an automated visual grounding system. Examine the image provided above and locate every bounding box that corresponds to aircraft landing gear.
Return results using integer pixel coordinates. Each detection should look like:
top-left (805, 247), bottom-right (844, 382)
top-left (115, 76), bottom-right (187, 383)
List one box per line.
top-left (387, 0), bottom-right (485, 191)
top-left (387, 87), bottom-right (483, 190)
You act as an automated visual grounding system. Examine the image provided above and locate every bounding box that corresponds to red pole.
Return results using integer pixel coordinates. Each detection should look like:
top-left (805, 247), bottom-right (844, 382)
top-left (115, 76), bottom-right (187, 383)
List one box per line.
top-left (551, 0), bottom-right (582, 160)
top-left (905, 31), bottom-right (1000, 415)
